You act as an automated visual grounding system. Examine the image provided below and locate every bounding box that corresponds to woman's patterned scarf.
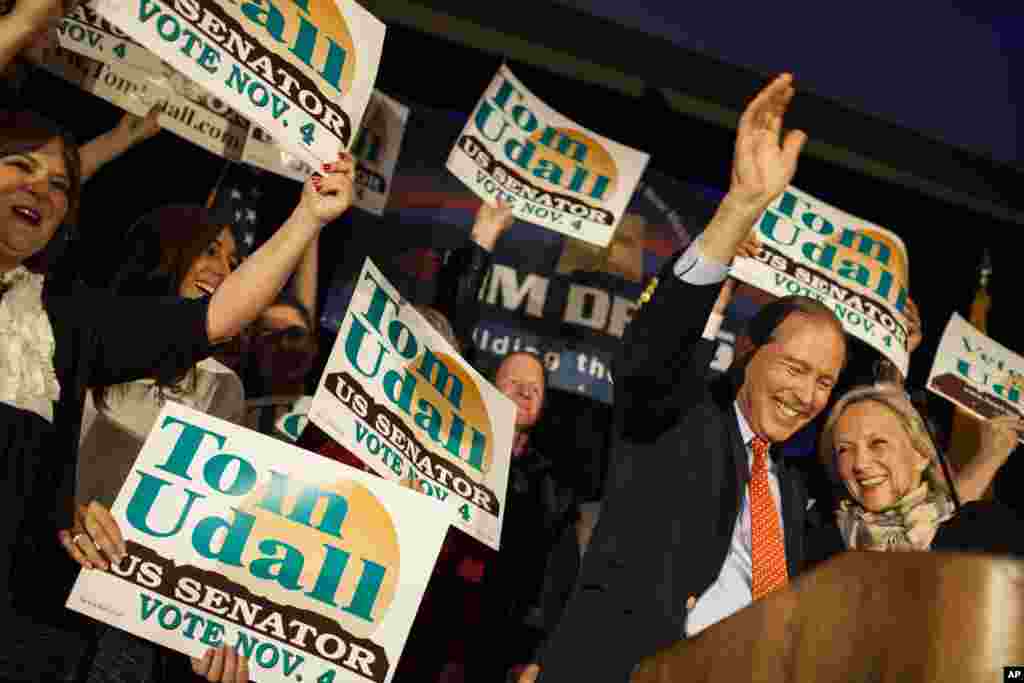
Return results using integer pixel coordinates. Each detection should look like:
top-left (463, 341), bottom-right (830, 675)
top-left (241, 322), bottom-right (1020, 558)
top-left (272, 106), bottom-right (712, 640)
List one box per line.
top-left (836, 483), bottom-right (955, 551)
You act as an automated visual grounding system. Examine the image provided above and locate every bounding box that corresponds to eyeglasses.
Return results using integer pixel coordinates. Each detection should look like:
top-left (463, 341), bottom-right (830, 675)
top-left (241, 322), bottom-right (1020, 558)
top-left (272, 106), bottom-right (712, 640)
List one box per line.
top-left (501, 380), bottom-right (543, 400)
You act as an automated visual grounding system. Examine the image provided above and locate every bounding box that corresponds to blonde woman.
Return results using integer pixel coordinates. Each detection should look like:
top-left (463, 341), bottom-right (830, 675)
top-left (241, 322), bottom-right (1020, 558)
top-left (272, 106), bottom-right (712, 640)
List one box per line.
top-left (815, 383), bottom-right (1023, 556)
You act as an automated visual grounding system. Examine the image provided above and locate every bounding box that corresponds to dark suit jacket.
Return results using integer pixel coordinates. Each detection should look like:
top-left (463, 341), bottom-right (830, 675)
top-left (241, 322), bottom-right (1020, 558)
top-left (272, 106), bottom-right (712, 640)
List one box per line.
top-left (536, 252), bottom-right (810, 683)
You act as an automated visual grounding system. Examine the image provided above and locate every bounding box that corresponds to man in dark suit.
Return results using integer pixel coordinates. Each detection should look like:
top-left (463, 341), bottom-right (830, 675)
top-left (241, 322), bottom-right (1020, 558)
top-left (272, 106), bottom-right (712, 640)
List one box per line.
top-left (521, 73), bottom-right (850, 683)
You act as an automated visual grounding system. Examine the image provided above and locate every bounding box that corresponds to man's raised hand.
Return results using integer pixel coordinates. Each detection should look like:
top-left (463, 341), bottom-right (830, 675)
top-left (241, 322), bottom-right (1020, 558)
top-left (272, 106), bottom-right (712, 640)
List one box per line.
top-left (699, 74), bottom-right (806, 266)
top-left (729, 73), bottom-right (807, 214)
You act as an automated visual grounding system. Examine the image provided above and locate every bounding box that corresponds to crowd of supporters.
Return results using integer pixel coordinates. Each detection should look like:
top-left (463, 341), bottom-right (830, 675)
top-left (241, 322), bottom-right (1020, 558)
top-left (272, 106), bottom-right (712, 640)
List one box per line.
top-left (0, 3), bottom-right (1021, 681)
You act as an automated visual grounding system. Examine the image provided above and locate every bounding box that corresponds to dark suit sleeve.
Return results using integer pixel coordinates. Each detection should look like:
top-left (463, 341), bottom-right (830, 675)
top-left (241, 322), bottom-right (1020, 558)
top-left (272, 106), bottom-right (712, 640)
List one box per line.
top-left (432, 242), bottom-right (492, 361)
top-left (616, 248), bottom-right (726, 439)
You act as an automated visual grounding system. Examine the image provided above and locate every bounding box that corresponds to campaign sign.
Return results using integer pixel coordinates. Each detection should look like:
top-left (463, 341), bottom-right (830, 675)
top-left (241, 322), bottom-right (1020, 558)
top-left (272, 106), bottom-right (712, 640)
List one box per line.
top-left (67, 403), bottom-right (453, 683)
top-left (447, 65), bottom-right (649, 247)
top-left (310, 258), bottom-right (516, 550)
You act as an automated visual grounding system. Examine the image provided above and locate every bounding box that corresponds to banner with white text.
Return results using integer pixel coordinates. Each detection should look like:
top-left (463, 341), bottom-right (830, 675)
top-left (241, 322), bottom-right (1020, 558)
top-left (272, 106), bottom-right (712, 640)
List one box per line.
top-left (310, 258), bottom-right (516, 550)
top-left (66, 403), bottom-right (452, 683)
top-left (446, 65), bottom-right (650, 247)
top-left (89, 0), bottom-right (385, 171)
top-left (928, 312), bottom-right (1024, 422)
top-left (730, 185), bottom-right (912, 375)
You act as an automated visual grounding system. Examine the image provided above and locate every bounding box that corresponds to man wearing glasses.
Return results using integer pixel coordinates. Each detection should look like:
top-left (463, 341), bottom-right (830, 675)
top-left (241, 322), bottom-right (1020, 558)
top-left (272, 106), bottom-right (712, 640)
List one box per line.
top-left (460, 350), bottom-right (579, 683)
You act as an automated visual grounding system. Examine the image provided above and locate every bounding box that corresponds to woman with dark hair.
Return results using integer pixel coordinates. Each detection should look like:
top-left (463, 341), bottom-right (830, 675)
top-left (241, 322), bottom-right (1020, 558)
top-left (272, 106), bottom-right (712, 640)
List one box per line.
top-left (75, 204), bottom-right (246, 524)
top-left (68, 206), bottom-right (254, 682)
top-left (0, 108), bottom-right (353, 681)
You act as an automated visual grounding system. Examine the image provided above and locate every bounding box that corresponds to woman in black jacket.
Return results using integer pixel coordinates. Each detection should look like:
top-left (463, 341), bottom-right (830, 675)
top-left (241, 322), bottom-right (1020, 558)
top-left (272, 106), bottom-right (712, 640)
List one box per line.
top-left (0, 109), bottom-right (354, 681)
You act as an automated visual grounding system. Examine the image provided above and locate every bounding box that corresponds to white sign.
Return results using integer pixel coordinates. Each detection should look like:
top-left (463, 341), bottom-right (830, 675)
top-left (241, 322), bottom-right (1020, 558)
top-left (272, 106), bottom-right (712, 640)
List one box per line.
top-left (310, 258), bottom-right (516, 550)
top-left (447, 65), bottom-right (650, 247)
top-left (67, 403), bottom-right (452, 683)
top-left (928, 312), bottom-right (1024, 422)
top-left (89, 0), bottom-right (385, 170)
top-left (731, 186), bottom-right (912, 375)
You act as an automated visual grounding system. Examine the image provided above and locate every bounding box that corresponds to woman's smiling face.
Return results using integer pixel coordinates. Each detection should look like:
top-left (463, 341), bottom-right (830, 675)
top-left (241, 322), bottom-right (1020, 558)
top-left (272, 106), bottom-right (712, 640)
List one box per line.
top-left (177, 227), bottom-right (239, 299)
top-left (834, 400), bottom-right (930, 512)
top-left (0, 137), bottom-right (70, 269)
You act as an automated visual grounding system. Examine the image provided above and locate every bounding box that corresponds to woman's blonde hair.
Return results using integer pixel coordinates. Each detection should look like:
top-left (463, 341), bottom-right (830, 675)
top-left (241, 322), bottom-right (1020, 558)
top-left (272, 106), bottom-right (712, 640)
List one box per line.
top-left (818, 383), bottom-right (950, 496)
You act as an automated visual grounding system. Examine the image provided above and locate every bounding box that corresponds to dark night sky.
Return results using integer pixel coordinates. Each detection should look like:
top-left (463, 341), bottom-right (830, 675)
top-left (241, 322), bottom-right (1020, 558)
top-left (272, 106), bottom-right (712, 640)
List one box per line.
top-left (553, 1), bottom-right (1022, 167)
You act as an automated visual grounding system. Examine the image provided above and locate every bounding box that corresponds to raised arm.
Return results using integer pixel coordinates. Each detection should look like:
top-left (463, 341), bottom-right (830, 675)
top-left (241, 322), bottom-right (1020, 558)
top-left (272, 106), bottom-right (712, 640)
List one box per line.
top-left (76, 155), bottom-right (354, 388)
top-left (207, 154), bottom-right (352, 343)
top-left (952, 415), bottom-right (1023, 503)
top-left (432, 200), bottom-right (513, 352)
top-left (469, 199), bottom-right (514, 253)
top-left (617, 74), bottom-right (807, 425)
top-left (0, 0), bottom-right (63, 72)
top-left (293, 232), bottom-right (319, 322)
top-left (873, 297), bottom-right (922, 384)
top-left (79, 108), bottom-right (162, 183)
top-left (702, 73), bottom-right (806, 261)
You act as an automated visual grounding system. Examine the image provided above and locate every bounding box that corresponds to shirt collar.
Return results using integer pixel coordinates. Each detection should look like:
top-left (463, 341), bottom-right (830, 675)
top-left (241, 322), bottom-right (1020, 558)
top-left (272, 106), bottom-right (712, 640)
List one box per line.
top-left (734, 402), bottom-right (779, 470)
top-left (734, 401), bottom-right (757, 445)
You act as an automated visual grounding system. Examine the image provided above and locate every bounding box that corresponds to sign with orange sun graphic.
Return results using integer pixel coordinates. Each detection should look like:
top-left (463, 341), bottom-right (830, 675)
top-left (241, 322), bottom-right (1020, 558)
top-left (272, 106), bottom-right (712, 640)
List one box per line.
top-left (447, 65), bottom-right (650, 248)
top-left (90, 0), bottom-right (386, 173)
top-left (730, 185), bottom-right (913, 375)
top-left (66, 402), bottom-right (453, 683)
top-left (309, 258), bottom-right (517, 550)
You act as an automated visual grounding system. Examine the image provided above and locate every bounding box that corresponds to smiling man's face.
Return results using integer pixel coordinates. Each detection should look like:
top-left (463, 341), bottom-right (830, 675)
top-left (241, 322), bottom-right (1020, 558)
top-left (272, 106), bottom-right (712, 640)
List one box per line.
top-left (737, 311), bottom-right (845, 443)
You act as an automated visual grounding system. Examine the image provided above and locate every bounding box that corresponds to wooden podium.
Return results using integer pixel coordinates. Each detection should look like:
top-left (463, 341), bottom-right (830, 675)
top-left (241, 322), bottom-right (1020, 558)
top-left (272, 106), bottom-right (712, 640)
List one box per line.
top-left (632, 552), bottom-right (1024, 683)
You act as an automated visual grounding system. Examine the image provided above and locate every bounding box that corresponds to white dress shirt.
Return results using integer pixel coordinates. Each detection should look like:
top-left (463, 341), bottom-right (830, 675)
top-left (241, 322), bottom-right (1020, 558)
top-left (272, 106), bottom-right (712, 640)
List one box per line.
top-left (672, 239), bottom-right (786, 637)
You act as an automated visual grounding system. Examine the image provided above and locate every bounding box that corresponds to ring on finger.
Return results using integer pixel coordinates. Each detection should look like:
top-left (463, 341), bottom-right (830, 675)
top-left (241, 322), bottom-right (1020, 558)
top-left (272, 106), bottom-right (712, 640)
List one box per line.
top-left (71, 532), bottom-right (91, 548)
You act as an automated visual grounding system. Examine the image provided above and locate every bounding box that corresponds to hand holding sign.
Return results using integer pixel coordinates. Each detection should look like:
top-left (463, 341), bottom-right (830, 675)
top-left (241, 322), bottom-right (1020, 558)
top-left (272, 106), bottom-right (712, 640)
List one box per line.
top-left (3, 0), bottom-right (62, 35)
top-left (952, 414), bottom-right (1024, 503)
top-left (112, 106), bottom-right (163, 147)
top-left (735, 231), bottom-right (762, 260)
top-left (729, 74), bottom-right (807, 215)
top-left (192, 645), bottom-right (251, 683)
top-left (80, 106), bottom-right (164, 182)
top-left (979, 414), bottom-right (1024, 460)
top-left (905, 297), bottom-right (923, 354)
top-left (59, 501), bottom-right (126, 571)
top-left (470, 198), bottom-right (515, 252)
top-left (516, 663), bottom-right (541, 683)
top-left (2, 0), bottom-right (61, 22)
top-left (301, 152), bottom-right (355, 227)
top-left (1, 0), bottom-right (64, 68)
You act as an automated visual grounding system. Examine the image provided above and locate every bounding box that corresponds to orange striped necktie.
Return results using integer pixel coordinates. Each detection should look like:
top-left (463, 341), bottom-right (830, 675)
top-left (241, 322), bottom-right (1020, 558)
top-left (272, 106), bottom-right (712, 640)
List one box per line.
top-left (749, 436), bottom-right (788, 599)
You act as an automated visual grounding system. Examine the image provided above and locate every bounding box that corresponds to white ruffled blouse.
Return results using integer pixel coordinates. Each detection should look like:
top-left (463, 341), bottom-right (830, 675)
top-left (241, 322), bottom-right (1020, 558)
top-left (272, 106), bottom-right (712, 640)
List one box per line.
top-left (0, 266), bottom-right (60, 423)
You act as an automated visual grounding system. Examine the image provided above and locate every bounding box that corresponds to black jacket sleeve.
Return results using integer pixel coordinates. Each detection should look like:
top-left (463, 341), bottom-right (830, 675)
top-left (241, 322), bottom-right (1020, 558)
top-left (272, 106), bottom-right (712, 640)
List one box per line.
top-left (431, 241), bottom-right (492, 363)
top-left (49, 289), bottom-right (213, 389)
top-left (615, 248), bottom-right (726, 440)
